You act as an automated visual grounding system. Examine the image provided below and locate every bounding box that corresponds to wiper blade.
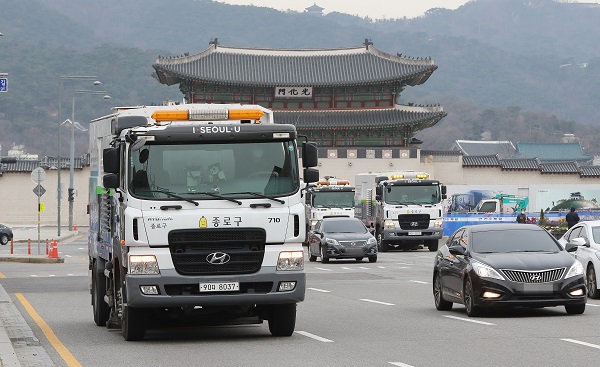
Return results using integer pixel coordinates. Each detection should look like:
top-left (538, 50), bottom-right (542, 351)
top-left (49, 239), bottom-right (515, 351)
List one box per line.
top-left (144, 190), bottom-right (199, 206)
top-left (188, 191), bottom-right (242, 205)
top-left (224, 191), bottom-right (284, 204)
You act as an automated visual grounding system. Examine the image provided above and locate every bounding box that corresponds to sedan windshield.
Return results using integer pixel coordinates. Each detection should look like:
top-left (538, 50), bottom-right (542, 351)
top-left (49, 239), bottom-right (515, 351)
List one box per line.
top-left (471, 229), bottom-right (561, 253)
top-left (323, 220), bottom-right (367, 234)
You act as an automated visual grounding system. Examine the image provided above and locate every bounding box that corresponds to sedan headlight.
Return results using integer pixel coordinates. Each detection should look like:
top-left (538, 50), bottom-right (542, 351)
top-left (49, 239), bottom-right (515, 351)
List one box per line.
top-left (277, 251), bottom-right (304, 271)
top-left (326, 238), bottom-right (339, 246)
top-left (472, 261), bottom-right (504, 280)
top-left (565, 260), bottom-right (584, 279)
top-left (129, 255), bottom-right (160, 275)
top-left (384, 220), bottom-right (396, 229)
top-left (367, 237), bottom-right (377, 245)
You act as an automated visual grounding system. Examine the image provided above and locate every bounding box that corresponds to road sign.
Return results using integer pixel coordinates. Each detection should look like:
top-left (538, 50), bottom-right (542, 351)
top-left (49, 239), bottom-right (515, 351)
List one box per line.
top-left (33, 184), bottom-right (46, 197)
top-left (39, 203), bottom-right (45, 212)
top-left (31, 167), bottom-right (46, 184)
top-left (0, 78), bottom-right (7, 92)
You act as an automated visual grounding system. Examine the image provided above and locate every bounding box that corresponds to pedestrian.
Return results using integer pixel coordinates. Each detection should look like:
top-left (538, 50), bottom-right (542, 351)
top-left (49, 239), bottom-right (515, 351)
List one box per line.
top-left (516, 209), bottom-right (527, 224)
top-left (565, 207), bottom-right (580, 228)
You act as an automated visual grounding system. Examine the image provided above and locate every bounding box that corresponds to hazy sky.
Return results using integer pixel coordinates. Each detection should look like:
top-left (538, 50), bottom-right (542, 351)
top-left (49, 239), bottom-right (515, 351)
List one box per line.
top-left (215, 0), bottom-right (587, 19)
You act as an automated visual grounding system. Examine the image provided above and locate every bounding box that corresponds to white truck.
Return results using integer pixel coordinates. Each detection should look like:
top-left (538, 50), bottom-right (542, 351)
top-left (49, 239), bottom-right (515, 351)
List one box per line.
top-left (305, 178), bottom-right (355, 228)
top-left (355, 171), bottom-right (446, 252)
top-left (87, 103), bottom-right (319, 340)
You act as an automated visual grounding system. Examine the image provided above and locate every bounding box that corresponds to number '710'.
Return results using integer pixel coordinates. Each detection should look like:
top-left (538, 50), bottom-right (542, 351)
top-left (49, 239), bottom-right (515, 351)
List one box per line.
top-left (268, 218), bottom-right (281, 223)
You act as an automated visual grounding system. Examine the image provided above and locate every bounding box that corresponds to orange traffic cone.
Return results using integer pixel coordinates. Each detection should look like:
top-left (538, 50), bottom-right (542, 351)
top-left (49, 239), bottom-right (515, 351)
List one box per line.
top-left (48, 240), bottom-right (59, 259)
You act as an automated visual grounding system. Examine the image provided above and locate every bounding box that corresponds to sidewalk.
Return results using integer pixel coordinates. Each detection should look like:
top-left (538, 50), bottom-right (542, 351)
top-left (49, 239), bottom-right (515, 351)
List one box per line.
top-left (0, 225), bottom-right (82, 264)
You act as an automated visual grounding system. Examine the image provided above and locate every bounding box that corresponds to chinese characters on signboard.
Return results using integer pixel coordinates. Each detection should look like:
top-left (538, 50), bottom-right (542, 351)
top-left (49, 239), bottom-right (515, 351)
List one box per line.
top-left (274, 86), bottom-right (312, 99)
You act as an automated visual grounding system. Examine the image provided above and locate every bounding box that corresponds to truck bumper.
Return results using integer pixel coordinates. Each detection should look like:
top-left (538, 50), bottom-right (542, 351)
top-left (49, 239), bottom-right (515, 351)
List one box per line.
top-left (382, 228), bottom-right (443, 243)
top-left (125, 268), bottom-right (305, 308)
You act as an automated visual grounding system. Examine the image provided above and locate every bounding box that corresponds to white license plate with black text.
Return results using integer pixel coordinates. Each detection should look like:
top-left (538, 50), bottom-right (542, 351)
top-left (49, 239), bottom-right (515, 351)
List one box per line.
top-left (199, 282), bottom-right (240, 292)
top-left (408, 231), bottom-right (422, 236)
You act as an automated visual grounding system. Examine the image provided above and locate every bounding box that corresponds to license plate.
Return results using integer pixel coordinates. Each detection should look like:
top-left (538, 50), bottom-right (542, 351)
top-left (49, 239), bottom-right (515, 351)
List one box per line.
top-left (408, 231), bottom-right (422, 236)
top-left (199, 282), bottom-right (240, 292)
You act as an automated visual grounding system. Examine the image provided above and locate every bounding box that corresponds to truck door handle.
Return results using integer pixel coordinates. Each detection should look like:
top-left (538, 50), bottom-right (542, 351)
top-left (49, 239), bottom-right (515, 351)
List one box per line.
top-left (250, 203), bottom-right (272, 208)
top-left (160, 205), bottom-right (182, 210)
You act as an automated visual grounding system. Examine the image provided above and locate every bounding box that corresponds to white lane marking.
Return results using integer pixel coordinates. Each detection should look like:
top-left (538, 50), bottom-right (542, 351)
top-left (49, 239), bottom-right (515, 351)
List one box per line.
top-left (341, 267), bottom-right (351, 270)
top-left (562, 339), bottom-right (600, 350)
top-left (586, 303), bottom-right (600, 307)
top-left (389, 363), bottom-right (415, 367)
top-left (377, 266), bottom-right (386, 268)
top-left (64, 255), bottom-right (72, 258)
top-left (360, 299), bottom-right (395, 306)
top-left (358, 267), bottom-right (369, 269)
top-left (308, 287), bottom-right (331, 293)
top-left (397, 266), bottom-right (409, 269)
top-left (30, 274), bottom-right (56, 278)
top-left (315, 267), bottom-right (332, 271)
top-left (295, 331), bottom-right (334, 343)
top-left (409, 280), bottom-right (428, 284)
top-left (443, 315), bottom-right (496, 326)
top-left (396, 262), bottom-right (413, 265)
top-left (78, 247), bottom-right (86, 250)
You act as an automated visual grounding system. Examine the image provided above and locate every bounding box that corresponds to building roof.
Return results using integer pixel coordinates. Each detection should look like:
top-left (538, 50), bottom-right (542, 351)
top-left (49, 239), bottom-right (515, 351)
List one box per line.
top-left (580, 166), bottom-right (600, 177)
top-left (500, 158), bottom-right (541, 170)
top-left (153, 42), bottom-right (438, 88)
top-left (274, 104), bottom-right (446, 130)
top-left (0, 156), bottom-right (88, 176)
top-left (306, 3), bottom-right (324, 12)
top-left (540, 161), bottom-right (580, 174)
top-left (513, 142), bottom-right (592, 163)
top-left (452, 140), bottom-right (516, 158)
top-left (462, 155), bottom-right (500, 167)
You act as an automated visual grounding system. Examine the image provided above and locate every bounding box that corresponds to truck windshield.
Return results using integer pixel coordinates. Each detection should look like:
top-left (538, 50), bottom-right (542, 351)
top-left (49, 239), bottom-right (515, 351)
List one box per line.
top-left (313, 191), bottom-right (355, 208)
top-left (129, 141), bottom-right (299, 200)
top-left (384, 185), bottom-right (441, 205)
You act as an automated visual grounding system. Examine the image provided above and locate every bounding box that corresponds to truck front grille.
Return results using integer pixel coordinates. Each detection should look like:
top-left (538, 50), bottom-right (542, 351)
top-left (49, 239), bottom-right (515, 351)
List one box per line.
top-left (168, 229), bottom-right (266, 275)
top-left (398, 214), bottom-right (430, 230)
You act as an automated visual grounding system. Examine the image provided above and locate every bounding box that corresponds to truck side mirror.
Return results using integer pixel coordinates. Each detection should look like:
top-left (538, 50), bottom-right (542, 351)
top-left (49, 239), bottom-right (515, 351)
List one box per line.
top-left (441, 185), bottom-right (447, 199)
top-left (103, 173), bottom-right (119, 189)
top-left (375, 186), bottom-right (382, 196)
top-left (302, 142), bottom-right (318, 168)
top-left (303, 168), bottom-right (319, 183)
top-left (103, 147), bottom-right (120, 175)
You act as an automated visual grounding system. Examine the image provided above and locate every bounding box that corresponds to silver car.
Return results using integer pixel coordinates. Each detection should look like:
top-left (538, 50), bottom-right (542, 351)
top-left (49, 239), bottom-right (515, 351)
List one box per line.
top-left (558, 220), bottom-right (600, 299)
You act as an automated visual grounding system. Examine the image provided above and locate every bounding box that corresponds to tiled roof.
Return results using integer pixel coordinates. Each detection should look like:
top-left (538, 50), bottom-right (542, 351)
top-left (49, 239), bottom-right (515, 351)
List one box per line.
top-left (0, 156), bottom-right (87, 174)
top-left (500, 158), bottom-right (541, 170)
top-left (421, 150), bottom-right (463, 156)
top-left (513, 142), bottom-right (592, 162)
top-left (153, 43), bottom-right (438, 87)
top-left (579, 166), bottom-right (600, 177)
top-left (540, 161), bottom-right (580, 174)
top-left (452, 140), bottom-right (516, 158)
top-left (463, 155), bottom-right (500, 166)
top-left (274, 105), bottom-right (446, 129)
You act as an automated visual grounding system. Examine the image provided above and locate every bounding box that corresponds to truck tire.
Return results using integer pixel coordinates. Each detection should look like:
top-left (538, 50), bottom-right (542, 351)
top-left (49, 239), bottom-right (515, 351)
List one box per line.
top-left (92, 261), bottom-right (110, 327)
top-left (121, 305), bottom-right (146, 341)
top-left (426, 240), bottom-right (439, 252)
top-left (268, 304), bottom-right (296, 336)
top-left (377, 233), bottom-right (388, 252)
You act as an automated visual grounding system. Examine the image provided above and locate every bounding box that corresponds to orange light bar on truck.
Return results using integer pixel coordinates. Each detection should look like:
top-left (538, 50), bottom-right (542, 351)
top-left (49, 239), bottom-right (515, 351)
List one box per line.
top-left (151, 108), bottom-right (264, 122)
top-left (316, 180), bottom-right (350, 186)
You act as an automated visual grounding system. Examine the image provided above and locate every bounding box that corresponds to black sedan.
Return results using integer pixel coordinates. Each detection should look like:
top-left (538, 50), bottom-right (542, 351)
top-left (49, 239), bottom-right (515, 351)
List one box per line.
top-left (307, 217), bottom-right (377, 263)
top-left (0, 223), bottom-right (13, 245)
top-left (433, 223), bottom-right (586, 316)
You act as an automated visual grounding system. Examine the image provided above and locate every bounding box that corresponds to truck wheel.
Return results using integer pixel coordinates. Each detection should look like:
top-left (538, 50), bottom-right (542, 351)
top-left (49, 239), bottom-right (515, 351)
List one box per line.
top-left (426, 240), bottom-right (439, 252)
top-left (92, 261), bottom-right (110, 327)
top-left (268, 304), bottom-right (296, 336)
top-left (121, 305), bottom-right (146, 341)
top-left (377, 233), bottom-right (388, 252)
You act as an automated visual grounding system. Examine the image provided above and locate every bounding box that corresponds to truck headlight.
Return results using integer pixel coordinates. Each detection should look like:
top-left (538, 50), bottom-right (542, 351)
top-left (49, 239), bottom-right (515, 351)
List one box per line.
top-left (277, 251), bottom-right (304, 271)
top-left (384, 220), bottom-right (396, 229)
top-left (129, 255), bottom-right (160, 275)
top-left (434, 221), bottom-right (443, 228)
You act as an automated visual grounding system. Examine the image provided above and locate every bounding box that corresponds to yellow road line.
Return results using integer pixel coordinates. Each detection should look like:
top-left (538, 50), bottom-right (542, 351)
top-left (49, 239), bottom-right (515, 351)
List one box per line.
top-left (0, 272), bottom-right (6, 278)
top-left (15, 293), bottom-right (82, 367)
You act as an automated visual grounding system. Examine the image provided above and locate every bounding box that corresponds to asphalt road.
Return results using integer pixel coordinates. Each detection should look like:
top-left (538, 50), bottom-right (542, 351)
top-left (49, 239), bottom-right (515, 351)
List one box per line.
top-left (2, 239), bottom-right (600, 367)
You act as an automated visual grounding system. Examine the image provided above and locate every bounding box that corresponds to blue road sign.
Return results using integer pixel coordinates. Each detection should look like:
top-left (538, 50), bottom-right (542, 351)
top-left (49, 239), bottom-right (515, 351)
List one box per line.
top-left (0, 78), bottom-right (7, 92)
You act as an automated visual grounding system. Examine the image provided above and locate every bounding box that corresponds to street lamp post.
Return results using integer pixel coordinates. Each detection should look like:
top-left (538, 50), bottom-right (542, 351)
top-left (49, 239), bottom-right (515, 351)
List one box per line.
top-left (57, 76), bottom-right (100, 236)
top-left (67, 90), bottom-right (111, 231)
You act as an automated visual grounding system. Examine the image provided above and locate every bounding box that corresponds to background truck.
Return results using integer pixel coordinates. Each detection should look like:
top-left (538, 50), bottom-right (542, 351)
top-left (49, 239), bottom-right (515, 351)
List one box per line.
top-left (305, 177), bottom-right (355, 228)
top-left (88, 103), bottom-right (319, 340)
top-left (355, 171), bottom-right (446, 252)
top-left (475, 194), bottom-right (529, 213)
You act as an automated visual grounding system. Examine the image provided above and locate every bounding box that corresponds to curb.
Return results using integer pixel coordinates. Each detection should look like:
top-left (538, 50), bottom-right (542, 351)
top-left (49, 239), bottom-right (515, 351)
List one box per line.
top-left (0, 255), bottom-right (64, 264)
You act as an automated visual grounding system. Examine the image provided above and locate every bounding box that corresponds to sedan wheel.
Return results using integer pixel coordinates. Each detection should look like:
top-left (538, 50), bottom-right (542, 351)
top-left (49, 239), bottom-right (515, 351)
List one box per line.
top-left (587, 265), bottom-right (599, 299)
top-left (463, 278), bottom-right (481, 317)
top-left (565, 303), bottom-right (586, 315)
top-left (433, 272), bottom-right (453, 311)
top-left (0, 234), bottom-right (8, 246)
top-left (377, 233), bottom-right (388, 252)
top-left (320, 246), bottom-right (329, 264)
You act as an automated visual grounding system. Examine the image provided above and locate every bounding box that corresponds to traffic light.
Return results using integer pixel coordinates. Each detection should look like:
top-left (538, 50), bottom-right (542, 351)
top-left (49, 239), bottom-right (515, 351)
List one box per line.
top-left (0, 157), bottom-right (17, 163)
top-left (68, 188), bottom-right (74, 202)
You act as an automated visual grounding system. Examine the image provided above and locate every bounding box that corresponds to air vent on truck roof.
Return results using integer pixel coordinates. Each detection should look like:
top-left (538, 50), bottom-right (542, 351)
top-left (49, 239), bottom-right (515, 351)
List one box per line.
top-left (111, 115), bottom-right (149, 135)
